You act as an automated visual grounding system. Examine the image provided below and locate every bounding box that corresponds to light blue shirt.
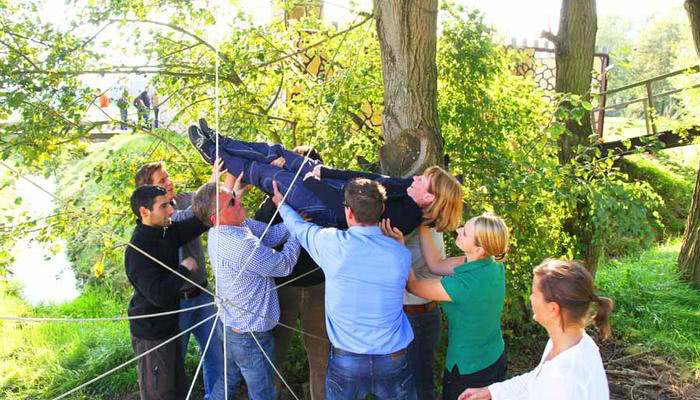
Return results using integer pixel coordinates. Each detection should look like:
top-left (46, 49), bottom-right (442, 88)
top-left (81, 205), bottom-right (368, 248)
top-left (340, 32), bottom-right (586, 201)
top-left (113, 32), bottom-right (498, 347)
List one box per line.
top-left (279, 204), bottom-right (414, 354)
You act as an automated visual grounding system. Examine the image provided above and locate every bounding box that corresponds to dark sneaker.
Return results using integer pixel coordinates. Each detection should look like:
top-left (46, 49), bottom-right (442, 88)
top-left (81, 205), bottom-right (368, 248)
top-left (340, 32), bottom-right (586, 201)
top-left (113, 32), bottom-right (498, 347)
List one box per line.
top-left (188, 125), bottom-right (214, 164)
top-left (199, 118), bottom-right (216, 140)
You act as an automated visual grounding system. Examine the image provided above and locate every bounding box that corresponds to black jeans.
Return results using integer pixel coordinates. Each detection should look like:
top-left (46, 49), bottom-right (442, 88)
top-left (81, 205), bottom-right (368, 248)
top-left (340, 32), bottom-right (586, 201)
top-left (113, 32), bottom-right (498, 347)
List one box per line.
top-left (441, 351), bottom-right (507, 400)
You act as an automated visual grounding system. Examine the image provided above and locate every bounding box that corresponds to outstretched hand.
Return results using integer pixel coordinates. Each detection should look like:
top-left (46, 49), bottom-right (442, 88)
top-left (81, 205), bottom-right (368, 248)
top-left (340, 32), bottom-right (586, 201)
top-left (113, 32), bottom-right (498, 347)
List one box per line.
top-left (271, 181), bottom-right (284, 207)
top-left (458, 388), bottom-right (491, 400)
top-left (380, 218), bottom-right (404, 245)
top-left (271, 156), bottom-right (286, 168)
top-left (209, 157), bottom-right (227, 183)
top-left (232, 171), bottom-right (250, 198)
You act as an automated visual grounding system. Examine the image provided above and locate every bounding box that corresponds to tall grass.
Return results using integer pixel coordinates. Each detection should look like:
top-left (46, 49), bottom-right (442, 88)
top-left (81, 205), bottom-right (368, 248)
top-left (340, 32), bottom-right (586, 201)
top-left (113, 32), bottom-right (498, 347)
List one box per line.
top-left (0, 282), bottom-right (137, 399)
top-left (596, 240), bottom-right (700, 372)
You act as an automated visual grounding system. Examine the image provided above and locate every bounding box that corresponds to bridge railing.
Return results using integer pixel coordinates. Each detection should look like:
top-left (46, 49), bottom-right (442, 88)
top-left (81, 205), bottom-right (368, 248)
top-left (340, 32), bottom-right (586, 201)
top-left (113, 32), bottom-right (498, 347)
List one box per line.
top-left (593, 64), bottom-right (700, 137)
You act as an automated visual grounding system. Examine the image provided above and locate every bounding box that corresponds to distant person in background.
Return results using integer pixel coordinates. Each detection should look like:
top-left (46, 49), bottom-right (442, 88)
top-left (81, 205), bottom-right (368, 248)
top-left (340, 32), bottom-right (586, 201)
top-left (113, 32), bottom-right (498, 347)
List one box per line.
top-left (97, 88), bottom-right (110, 108)
top-left (151, 90), bottom-right (161, 128)
top-left (133, 87), bottom-right (151, 130)
top-left (117, 90), bottom-right (129, 130)
top-left (458, 259), bottom-right (613, 400)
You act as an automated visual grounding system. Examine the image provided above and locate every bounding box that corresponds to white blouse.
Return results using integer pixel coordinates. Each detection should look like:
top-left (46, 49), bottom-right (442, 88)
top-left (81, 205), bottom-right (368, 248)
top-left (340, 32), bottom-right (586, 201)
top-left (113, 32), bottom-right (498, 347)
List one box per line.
top-left (489, 333), bottom-right (609, 400)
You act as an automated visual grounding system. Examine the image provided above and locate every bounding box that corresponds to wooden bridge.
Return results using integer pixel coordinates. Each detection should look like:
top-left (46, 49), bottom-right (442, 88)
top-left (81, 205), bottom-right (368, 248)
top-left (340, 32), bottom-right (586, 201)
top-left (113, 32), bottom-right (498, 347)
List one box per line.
top-left (592, 64), bottom-right (700, 159)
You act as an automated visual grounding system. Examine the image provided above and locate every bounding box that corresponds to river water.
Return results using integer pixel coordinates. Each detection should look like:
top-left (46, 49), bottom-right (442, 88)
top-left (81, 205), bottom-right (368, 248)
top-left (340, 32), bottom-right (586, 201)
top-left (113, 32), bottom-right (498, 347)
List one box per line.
top-left (8, 176), bottom-right (79, 305)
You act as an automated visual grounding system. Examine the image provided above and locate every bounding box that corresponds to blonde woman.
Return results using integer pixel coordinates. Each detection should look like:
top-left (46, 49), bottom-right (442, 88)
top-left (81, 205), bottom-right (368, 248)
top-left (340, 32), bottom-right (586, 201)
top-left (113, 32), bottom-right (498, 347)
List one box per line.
top-left (459, 260), bottom-right (612, 400)
top-left (188, 118), bottom-right (463, 235)
top-left (383, 213), bottom-right (510, 399)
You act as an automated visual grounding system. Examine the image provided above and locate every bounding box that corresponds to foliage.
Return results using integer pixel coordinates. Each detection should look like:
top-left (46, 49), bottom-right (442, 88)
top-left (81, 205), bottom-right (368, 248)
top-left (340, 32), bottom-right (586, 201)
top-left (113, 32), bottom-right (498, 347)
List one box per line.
top-left (437, 6), bottom-right (664, 331)
top-left (0, 282), bottom-right (137, 399)
top-left (0, 0), bottom-right (673, 375)
top-left (596, 240), bottom-right (700, 371)
top-left (617, 154), bottom-right (695, 240)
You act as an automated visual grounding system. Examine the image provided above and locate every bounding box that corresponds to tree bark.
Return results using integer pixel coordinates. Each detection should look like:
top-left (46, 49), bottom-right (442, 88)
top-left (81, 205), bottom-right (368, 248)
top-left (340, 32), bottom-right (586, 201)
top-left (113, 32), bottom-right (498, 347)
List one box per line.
top-left (678, 0), bottom-right (700, 289)
top-left (549, 0), bottom-right (598, 165)
top-left (373, 0), bottom-right (443, 176)
top-left (545, 0), bottom-right (600, 274)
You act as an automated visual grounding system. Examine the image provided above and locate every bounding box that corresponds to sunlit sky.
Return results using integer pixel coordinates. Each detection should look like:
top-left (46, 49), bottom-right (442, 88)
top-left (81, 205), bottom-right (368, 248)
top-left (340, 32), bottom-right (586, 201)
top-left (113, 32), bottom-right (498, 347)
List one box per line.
top-left (39, 0), bottom-right (687, 93)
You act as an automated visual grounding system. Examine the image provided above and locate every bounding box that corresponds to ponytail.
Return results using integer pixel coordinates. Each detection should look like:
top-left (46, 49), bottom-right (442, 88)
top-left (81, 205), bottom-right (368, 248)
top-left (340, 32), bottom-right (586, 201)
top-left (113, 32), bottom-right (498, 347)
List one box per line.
top-left (592, 295), bottom-right (614, 340)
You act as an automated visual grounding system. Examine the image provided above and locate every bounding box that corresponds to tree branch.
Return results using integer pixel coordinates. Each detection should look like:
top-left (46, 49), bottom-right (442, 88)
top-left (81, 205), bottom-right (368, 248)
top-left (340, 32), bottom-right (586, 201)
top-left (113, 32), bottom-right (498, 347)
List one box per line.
top-left (247, 14), bottom-right (373, 72)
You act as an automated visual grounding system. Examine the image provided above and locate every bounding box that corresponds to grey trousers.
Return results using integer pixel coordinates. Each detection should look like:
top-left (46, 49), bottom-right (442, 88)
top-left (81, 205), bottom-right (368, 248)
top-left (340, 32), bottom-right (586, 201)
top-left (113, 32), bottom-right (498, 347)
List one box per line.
top-left (272, 283), bottom-right (329, 400)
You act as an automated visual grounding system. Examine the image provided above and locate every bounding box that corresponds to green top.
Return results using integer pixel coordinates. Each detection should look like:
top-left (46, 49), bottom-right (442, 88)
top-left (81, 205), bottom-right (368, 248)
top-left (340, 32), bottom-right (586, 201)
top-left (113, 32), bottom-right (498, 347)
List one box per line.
top-left (440, 257), bottom-right (505, 374)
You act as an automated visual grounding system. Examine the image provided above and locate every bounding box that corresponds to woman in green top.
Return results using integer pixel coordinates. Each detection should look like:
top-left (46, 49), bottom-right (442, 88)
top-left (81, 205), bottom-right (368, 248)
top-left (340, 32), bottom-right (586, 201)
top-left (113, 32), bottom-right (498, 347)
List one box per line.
top-left (382, 213), bottom-right (510, 400)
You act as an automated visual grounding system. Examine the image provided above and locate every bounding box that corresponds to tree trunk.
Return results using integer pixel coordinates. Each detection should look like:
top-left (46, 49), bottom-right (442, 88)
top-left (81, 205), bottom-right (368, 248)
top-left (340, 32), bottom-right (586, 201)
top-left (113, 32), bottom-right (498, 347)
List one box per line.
top-left (545, 0), bottom-right (600, 274)
top-left (678, 0), bottom-right (700, 289)
top-left (550, 0), bottom-right (598, 164)
top-left (373, 0), bottom-right (443, 176)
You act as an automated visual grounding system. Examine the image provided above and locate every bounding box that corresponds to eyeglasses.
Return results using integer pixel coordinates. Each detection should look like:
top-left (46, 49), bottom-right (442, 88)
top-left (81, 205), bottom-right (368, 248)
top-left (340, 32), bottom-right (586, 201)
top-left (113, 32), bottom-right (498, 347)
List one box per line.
top-left (211, 192), bottom-right (236, 217)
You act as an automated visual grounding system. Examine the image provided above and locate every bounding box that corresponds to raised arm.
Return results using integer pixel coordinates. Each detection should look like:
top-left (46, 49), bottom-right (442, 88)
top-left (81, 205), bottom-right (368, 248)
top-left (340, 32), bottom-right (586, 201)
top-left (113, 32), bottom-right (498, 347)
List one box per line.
top-left (406, 270), bottom-right (452, 302)
top-left (418, 225), bottom-right (464, 276)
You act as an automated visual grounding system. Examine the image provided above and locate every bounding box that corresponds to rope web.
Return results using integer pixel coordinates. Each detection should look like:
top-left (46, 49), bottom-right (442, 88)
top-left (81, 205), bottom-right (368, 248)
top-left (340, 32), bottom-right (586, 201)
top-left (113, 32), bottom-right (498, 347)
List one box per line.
top-left (0, 9), bottom-right (372, 400)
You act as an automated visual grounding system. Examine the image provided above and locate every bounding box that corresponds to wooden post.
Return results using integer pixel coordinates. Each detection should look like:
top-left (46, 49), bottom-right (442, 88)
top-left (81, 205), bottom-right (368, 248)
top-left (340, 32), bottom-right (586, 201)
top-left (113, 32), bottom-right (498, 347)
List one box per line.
top-left (645, 82), bottom-right (657, 134)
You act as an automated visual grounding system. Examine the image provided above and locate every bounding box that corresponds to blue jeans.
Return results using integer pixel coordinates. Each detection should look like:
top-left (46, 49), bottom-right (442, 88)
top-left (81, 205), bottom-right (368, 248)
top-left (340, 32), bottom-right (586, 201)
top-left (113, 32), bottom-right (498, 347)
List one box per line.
top-left (203, 137), bottom-right (344, 226)
top-left (211, 328), bottom-right (276, 400)
top-left (325, 346), bottom-right (417, 400)
top-left (179, 291), bottom-right (225, 400)
top-left (406, 306), bottom-right (441, 400)
top-left (119, 108), bottom-right (128, 130)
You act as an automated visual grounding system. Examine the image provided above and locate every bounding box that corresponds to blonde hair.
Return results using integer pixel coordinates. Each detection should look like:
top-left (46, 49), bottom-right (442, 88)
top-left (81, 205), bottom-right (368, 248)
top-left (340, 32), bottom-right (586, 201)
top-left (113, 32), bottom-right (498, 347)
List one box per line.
top-left (470, 213), bottom-right (509, 261)
top-left (421, 166), bottom-right (463, 232)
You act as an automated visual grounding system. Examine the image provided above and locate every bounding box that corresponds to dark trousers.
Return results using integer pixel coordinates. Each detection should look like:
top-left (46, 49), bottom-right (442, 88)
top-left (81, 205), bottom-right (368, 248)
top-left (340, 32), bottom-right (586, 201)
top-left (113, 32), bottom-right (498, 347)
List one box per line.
top-left (153, 107), bottom-right (160, 128)
top-left (406, 305), bottom-right (441, 400)
top-left (131, 334), bottom-right (188, 400)
top-left (119, 108), bottom-right (128, 130)
top-left (202, 136), bottom-right (345, 226)
top-left (441, 351), bottom-right (507, 400)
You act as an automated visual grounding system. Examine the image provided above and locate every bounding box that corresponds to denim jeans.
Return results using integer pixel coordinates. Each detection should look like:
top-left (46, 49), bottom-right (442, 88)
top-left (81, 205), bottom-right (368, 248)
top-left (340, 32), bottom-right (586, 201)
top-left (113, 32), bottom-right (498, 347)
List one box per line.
top-left (202, 137), bottom-right (344, 226)
top-left (406, 306), bottom-right (441, 400)
top-left (119, 108), bottom-right (128, 130)
top-left (325, 346), bottom-right (417, 400)
top-left (211, 328), bottom-right (276, 400)
top-left (153, 107), bottom-right (160, 128)
top-left (179, 291), bottom-right (224, 400)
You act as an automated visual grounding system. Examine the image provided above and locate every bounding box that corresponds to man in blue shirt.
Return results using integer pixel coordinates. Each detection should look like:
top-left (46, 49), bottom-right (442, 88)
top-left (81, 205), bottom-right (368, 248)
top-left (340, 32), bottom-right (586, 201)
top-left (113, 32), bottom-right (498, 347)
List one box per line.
top-left (272, 177), bottom-right (417, 400)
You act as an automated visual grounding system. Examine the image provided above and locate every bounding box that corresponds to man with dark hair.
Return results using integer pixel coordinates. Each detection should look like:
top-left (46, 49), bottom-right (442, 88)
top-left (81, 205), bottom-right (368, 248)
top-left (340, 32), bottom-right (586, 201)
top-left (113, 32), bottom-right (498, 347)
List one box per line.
top-left (192, 182), bottom-right (300, 400)
top-left (272, 178), bottom-right (417, 400)
top-left (133, 160), bottom-right (228, 400)
top-left (125, 184), bottom-right (209, 400)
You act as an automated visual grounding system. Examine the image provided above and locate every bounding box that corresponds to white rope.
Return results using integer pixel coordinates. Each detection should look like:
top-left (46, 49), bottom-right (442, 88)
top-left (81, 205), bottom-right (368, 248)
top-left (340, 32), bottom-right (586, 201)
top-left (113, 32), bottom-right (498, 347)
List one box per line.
top-left (51, 313), bottom-right (217, 400)
top-left (0, 301), bottom-right (215, 323)
top-left (2, 15), bottom-right (370, 399)
top-left (185, 312), bottom-right (221, 400)
top-left (251, 331), bottom-right (300, 400)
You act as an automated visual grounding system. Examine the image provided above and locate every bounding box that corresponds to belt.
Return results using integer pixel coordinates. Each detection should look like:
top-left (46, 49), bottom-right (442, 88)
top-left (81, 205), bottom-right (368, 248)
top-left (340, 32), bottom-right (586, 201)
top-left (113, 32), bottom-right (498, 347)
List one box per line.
top-left (403, 301), bottom-right (437, 314)
top-left (180, 286), bottom-right (202, 300)
top-left (332, 346), bottom-right (408, 359)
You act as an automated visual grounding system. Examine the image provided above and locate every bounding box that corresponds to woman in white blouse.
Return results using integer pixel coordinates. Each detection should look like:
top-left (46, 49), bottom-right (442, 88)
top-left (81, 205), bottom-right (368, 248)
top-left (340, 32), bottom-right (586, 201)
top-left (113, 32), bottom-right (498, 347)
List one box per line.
top-left (459, 259), bottom-right (613, 400)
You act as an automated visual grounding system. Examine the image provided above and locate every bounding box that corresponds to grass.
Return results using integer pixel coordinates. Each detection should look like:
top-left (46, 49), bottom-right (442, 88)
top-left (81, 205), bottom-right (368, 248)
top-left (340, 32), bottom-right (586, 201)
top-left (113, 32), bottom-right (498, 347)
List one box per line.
top-left (0, 282), bottom-right (137, 399)
top-left (617, 154), bottom-right (695, 238)
top-left (596, 240), bottom-right (700, 372)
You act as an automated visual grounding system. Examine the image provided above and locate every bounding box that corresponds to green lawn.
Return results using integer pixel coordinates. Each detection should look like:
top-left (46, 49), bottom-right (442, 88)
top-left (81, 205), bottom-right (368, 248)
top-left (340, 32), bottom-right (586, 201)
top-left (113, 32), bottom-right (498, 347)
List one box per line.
top-left (596, 240), bottom-right (700, 372)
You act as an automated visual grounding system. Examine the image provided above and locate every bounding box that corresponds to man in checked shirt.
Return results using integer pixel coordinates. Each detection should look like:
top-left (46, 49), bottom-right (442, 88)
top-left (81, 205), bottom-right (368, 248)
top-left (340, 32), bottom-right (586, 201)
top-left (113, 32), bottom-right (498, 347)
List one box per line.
top-left (192, 181), bottom-right (301, 400)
